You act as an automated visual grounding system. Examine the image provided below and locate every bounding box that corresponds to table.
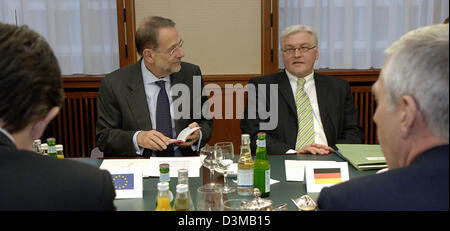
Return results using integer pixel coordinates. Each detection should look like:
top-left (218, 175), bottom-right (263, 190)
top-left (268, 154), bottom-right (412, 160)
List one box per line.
top-left (74, 153), bottom-right (377, 211)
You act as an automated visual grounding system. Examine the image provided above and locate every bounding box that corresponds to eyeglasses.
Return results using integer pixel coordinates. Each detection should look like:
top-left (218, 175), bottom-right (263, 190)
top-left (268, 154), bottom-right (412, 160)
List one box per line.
top-left (282, 46), bottom-right (316, 55)
top-left (154, 39), bottom-right (184, 56)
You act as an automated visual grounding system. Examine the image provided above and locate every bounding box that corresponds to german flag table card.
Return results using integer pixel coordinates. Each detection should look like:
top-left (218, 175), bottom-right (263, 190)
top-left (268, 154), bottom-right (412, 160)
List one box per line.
top-left (305, 162), bottom-right (349, 193)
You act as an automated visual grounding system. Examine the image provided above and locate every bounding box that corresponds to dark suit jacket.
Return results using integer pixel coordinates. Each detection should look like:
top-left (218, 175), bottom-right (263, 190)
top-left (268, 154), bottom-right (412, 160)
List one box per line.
top-left (318, 145), bottom-right (449, 211)
top-left (96, 60), bottom-right (213, 157)
top-left (240, 71), bottom-right (363, 154)
top-left (0, 132), bottom-right (115, 210)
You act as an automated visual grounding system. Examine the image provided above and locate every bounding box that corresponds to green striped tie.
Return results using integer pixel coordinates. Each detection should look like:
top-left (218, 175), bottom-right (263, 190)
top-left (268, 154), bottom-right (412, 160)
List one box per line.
top-left (295, 78), bottom-right (315, 151)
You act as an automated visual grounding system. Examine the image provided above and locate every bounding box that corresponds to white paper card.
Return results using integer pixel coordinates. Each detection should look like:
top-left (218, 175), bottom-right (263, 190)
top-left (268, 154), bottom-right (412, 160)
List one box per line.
top-left (107, 167), bottom-right (143, 199)
top-left (144, 157), bottom-right (202, 177)
top-left (168, 127), bottom-right (201, 144)
top-left (366, 157), bottom-right (386, 161)
top-left (270, 178), bottom-right (280, 185)
top-left (100, 159), bottom-right (150, 171)
top-left (284, 160), bottom-right (337, 182)
top-left (215, 163), bottom-right (238, 177)
top-left (305, 162), bottom-right (349, 193)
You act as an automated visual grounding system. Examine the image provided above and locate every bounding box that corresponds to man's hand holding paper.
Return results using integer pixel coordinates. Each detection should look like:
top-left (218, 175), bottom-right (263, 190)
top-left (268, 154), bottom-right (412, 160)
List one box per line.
top-left (176, 122), bottom-right (201, 148)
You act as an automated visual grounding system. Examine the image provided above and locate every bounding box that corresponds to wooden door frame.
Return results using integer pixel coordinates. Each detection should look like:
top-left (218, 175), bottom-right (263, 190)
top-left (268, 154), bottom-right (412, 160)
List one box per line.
top-left (116, 0), bottom-right (137, 68)
top-left (116, 0), bottom-right (278, 74)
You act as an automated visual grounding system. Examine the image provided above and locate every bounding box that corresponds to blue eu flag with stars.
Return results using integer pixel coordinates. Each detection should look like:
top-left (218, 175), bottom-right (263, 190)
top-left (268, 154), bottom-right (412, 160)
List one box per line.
top-left (111, 174), bottom-right (134, 190)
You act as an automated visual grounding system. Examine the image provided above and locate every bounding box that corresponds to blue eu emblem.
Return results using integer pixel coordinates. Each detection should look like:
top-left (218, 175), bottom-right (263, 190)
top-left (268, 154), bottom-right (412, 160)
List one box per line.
top-left (111, 174), bottom-right (134, 190)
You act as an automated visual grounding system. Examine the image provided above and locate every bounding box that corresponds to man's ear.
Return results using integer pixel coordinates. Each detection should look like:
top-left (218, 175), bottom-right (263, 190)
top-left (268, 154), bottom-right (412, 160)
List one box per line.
top-left (31, 107), bottom-right (60, 140)
top-left (399, 95), bottom-right (419, 139)
top-left (142, 49), bottom-right (154, 63)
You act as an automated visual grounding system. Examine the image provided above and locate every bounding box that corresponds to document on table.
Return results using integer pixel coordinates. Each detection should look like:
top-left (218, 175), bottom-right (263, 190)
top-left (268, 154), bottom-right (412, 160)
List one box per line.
top-left (143, 157), bottom-right (202, 178)
top-left (335, 144), bottom-right (387, 170)
top-left (285, 160), bottom-right (337, 182)
top-left (100, 159), bottom-right (150, 172)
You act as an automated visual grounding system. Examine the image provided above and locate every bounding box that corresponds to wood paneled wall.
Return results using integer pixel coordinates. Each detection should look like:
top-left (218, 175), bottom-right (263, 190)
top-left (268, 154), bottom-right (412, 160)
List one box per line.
top-left (47, 70), bottom-right (379, 157)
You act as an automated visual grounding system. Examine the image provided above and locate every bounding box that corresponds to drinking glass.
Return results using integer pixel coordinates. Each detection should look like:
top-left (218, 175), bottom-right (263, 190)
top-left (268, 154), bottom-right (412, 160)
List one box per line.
top-left (199, 144), bottom-right (217, 184)
top-left (214, 142), bottom-right (235, 193)
top-left (196, 183), bottom-right (223, 211)
top-left (223, 199), bottom-right (246, 211)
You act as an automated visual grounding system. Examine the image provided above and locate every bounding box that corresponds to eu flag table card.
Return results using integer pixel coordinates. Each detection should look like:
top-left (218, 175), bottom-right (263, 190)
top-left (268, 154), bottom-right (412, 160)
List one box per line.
top-left (108, 167), bottom-right (143, 199)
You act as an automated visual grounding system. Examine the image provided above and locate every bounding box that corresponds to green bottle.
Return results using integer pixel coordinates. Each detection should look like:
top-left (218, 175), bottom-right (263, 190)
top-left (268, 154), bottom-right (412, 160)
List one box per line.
top-left (254, 132), bottom-right (270, 197)
top-left (46, 138), bottom-right (57, 158)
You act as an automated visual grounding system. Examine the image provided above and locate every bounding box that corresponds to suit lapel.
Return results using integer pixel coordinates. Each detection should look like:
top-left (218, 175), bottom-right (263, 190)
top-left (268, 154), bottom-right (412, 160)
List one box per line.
top-left (314, 74), bottom-right (334, 144)
top-left (126, 60), bottom-right (152, 130)
top-left (278, 71), bottom-right (297, 116)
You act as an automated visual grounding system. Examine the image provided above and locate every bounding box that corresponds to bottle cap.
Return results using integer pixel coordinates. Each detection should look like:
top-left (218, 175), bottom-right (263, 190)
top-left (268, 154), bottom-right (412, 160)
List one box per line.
top-left (241, 134), bottom-right (250, 145)
top-left (158, 182), bottom-right (169, 191)
top-left (178, 168), bottom-right (188, 178)
top-left (46, 137), bottom-right (56, 145)
top-left (159, 163), bottom-right (169, 174)
top-left (40, 143), bottom-right (48, 149)
top-left (55, 144), bottom-right (63, 151)
top-left (176, 184), bottom-right (188, 193)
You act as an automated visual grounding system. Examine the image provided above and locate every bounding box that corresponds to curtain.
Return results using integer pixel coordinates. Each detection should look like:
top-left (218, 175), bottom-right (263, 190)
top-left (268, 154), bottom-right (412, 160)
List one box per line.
top-left (0, 0), bottom-right (119, 75)
top-left (279, 0), bottom-right (449, 69)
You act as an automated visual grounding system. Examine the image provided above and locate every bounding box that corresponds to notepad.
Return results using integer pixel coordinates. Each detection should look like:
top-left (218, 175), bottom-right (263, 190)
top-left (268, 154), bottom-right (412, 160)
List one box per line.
top-left (336, 144), bottom-right (387, 170)
top-left (168, 126), bottom-right (201, 144)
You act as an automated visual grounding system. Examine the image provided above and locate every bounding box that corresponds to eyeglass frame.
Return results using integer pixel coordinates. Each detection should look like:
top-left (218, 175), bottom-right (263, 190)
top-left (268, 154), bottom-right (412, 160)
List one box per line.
top-left (152, 39), bottom-right (184, 56)
top-left (282, 45), bottom-right (316, 55)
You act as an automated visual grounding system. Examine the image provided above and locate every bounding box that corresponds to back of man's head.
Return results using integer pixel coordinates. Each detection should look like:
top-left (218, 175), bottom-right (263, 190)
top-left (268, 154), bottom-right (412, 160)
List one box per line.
top-left (0, 23), bottom-right (63, 134)
top-left (383, 23), bottom-right (449, 142)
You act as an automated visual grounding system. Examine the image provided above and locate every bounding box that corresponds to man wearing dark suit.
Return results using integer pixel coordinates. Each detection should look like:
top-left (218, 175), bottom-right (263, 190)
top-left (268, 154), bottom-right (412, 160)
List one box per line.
top-left (0, 23), bottom-right (115, 210)
top-left (241, 25), bottom-right (363, 154)
top-left (318, 24), bottom-right (449, 211)
top-left (96, 16), bottom-right (213, 157)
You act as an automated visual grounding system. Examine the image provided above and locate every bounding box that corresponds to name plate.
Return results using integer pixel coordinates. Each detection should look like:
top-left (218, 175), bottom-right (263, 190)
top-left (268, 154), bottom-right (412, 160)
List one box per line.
top-left (108, 167), bottom-right (143, 199)
top-left (305, 162), bottom-right (349, 193)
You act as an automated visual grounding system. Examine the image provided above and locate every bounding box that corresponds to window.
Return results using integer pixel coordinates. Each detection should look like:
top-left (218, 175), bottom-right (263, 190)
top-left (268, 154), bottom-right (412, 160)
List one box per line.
top-left (0, 0), bottom-right (119, 75)
top-left (279, 0), bottom-right (449, 69)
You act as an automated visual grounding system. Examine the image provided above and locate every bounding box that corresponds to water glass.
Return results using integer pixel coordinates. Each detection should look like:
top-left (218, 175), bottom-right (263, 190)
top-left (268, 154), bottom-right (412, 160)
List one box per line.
top-left (223, 199), bottom-right (246, 211)
top-left (196, 183), bottom-right (223, 211)
top-left (214, 142), bottom-right (235, 193)
top-left (200, 144), bottom-right (216, 184)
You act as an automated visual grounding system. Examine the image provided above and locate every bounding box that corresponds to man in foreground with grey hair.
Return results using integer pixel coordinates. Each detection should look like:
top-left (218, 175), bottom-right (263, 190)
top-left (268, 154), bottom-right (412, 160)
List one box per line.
top-left (318, 23), bottom-right (449, 210)
top-left (241, 25), bottom-right (363, 154)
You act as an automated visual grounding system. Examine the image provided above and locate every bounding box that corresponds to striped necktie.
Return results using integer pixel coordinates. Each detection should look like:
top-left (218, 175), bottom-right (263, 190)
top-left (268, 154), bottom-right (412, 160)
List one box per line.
top-left (295, 78), bottom-right (315, 151)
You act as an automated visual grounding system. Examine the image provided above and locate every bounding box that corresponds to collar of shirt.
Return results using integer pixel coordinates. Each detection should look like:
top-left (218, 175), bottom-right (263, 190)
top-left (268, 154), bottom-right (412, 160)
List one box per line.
top-left (285, 70), bottom-right (315, 94)
top-left (141, 61), bottom-right (171, 85)
top-left (0, 126), bottom-right (15, 146)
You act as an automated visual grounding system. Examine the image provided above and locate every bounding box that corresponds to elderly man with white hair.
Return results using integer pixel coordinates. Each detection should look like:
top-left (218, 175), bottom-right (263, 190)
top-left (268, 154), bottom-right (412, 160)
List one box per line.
top-left (318, 23), bottom-right (449, 211)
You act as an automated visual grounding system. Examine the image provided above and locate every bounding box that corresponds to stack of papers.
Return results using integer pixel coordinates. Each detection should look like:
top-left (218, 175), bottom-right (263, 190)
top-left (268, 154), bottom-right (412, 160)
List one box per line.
top-left (99, 157), bottom-right (202, 178)
top-left (99, 159), bottom-right (150, 171)
top-left (335, 144), bottom-right (387, 170)
top-left (144, 157), bottom-right (202, 177)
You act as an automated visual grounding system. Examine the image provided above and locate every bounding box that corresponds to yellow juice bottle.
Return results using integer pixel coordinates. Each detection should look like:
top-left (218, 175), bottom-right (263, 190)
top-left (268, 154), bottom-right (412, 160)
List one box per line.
top-left (155, 182), bottom-right (173, 211)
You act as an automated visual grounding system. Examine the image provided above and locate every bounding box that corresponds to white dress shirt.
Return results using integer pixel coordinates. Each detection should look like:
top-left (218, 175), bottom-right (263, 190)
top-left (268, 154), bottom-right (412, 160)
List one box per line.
top-left (0, 127), bottom-right (15, 145)
top-left (285, 70), bottom-right (328, 153)
top-left (132, 61), bottom-right (201, 156)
